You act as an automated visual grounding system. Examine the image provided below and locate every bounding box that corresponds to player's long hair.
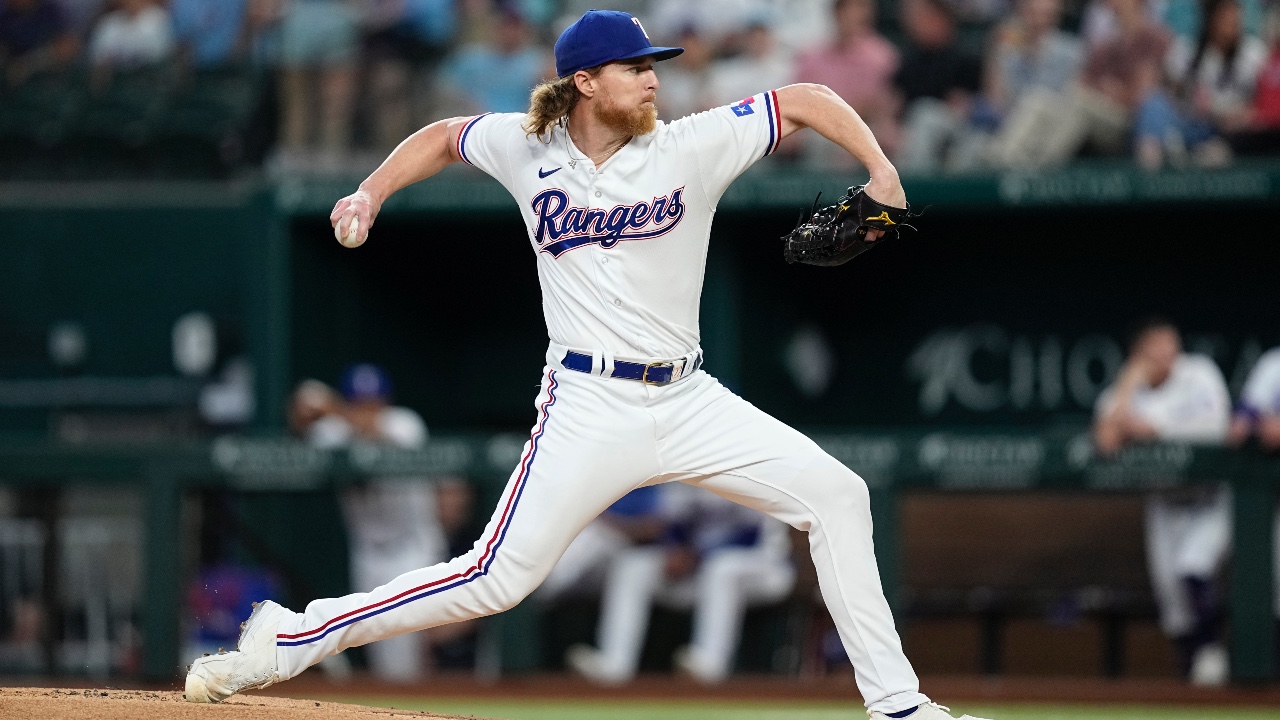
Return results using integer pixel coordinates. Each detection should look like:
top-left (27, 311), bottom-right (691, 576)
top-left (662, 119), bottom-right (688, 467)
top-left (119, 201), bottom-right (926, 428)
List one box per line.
top-left (524, 67), bottom-right (601, 142)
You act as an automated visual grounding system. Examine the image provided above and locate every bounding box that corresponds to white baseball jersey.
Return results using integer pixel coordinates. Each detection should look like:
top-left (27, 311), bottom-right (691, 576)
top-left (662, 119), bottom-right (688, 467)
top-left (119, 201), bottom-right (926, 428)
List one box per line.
top-left (456, 91), bottom-right (783, 359)
top-left (1094, 354), bottom-right (1231, 443)
top-left (1240, 347), bottom-right (1280, 416)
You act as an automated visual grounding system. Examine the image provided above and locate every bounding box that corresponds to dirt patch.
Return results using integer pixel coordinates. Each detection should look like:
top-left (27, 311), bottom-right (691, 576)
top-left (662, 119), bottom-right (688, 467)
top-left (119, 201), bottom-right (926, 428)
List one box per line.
top-left (0, 688), bottom-right (482, 720)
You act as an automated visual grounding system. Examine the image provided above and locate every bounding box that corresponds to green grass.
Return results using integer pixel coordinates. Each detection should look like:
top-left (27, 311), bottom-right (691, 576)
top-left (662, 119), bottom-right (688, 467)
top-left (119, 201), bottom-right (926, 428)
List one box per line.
top-left (334, 698), bottom-right (1280, 720)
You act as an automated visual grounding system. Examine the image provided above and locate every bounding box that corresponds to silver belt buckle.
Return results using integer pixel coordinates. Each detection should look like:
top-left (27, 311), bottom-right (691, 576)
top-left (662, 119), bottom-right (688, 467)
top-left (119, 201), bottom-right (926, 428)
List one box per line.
top-left (641, 362), bottom-right (674, 385)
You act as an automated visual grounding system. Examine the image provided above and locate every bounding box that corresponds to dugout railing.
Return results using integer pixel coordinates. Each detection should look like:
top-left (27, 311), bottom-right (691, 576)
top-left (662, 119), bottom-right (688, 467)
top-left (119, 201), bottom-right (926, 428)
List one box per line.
top-left (0, 430), bottom-right (1274, 683)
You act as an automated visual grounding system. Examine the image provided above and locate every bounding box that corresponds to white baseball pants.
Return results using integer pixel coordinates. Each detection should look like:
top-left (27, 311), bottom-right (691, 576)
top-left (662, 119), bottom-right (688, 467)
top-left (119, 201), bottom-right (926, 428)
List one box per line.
top-left (535, 519), bottom-right (634, 602)
top-left (274, 351), bottom-right (928, 714)
top-left (1144, 488), bottom-right (1232, 636)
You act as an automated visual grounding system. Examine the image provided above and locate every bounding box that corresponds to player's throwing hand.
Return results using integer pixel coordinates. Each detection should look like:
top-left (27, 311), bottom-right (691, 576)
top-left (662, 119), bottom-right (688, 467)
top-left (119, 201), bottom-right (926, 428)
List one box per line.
top-left (331, 190), bottom-right (379, 248)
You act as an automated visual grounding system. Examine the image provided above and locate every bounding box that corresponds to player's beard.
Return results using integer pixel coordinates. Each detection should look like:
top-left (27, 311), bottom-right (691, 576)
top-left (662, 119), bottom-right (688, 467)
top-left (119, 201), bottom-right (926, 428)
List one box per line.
top-left (593, 87), bottom-right (658, 136)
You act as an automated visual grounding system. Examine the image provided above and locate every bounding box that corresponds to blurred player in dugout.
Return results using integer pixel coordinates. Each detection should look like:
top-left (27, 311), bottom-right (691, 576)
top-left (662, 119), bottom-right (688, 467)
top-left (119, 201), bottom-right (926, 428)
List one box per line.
top-left (289, 363), bottom-right (473, 681)
top-left (1092, 320), bottom-right (1232, 686)
top-left (1227, 343), bottom-right (1280, 652)
top-left (562, 482), bottom-right (796, 684)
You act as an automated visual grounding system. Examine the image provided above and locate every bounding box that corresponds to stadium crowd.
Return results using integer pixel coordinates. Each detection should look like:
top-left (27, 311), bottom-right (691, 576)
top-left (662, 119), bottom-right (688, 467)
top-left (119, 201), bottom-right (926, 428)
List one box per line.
top-left (2, 0), bottom-right (1280, 175)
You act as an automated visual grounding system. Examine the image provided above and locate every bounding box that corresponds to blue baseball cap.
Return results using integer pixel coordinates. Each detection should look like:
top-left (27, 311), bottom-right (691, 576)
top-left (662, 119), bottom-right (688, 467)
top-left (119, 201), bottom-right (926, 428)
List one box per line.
top-left (555, 10), bottom-right (683, 78)
top-left (339, 363), bottom-right (392, 402)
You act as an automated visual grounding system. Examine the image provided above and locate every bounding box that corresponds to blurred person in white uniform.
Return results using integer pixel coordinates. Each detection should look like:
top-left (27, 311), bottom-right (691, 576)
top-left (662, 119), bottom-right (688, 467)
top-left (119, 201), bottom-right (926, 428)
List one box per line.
top-left (290, 364), bottom-right (448, 682)
top-left (566, 483), bottom-right (795, 684)
top-left (1093, 320), bottom-right (1232, 685)
top-left (706, 18), bottom-right (796, 108)
top-left (1227, 346), bottom-right (1280, 624)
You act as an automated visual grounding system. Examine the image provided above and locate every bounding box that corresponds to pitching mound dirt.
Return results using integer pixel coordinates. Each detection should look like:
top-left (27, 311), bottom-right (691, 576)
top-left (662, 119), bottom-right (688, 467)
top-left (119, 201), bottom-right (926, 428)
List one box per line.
top-left (0, 688), bottom-right (485, 720)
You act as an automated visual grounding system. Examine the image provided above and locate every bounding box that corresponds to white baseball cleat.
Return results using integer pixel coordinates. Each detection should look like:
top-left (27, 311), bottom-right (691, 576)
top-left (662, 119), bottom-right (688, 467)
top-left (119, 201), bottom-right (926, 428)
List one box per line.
top-left (1189, 643), bottom-right (1229, 687)
top-left (185, 600), bottom-right (290, 703)
top-left (672, 645), bottom-right (721, 684)
top-left (564, 643), bottom-right (629, 686)
top-left (868, 702), bottom-right (994, 720)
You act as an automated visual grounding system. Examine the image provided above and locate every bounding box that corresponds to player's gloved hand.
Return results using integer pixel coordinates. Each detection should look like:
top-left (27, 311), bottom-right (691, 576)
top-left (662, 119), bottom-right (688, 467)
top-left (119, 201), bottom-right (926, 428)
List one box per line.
top-left (862, 174), bottom-right (907, 240)
top-left (781, 184), bottom-right (915, 267)
top-left (330, 189), bottom-right (381, 248)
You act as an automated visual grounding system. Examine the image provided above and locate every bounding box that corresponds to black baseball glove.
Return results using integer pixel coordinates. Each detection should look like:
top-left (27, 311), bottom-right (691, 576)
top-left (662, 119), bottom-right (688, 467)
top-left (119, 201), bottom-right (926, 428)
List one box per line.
top-left (781, 185), bottom-right (914, 267)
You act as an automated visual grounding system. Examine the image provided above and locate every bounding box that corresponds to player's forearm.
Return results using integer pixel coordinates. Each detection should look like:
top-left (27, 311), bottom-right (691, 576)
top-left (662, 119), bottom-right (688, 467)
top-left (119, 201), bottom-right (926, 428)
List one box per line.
top-left (1093, 415), bottom-right (1127, 455)
top-left (359, 118), bottom-right (464, 205)
top-left (775, 83), bottom-right (897, 181)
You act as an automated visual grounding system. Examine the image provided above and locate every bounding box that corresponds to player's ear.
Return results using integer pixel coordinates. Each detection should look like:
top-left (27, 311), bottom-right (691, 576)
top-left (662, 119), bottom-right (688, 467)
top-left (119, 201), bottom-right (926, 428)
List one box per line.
top-left (573, 69), bottom-right (597, 98)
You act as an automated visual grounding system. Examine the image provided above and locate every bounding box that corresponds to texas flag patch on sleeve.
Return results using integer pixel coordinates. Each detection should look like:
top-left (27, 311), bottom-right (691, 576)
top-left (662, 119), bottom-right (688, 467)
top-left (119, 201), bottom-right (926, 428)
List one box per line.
top-left (731, 97), bottom-right (755, 117)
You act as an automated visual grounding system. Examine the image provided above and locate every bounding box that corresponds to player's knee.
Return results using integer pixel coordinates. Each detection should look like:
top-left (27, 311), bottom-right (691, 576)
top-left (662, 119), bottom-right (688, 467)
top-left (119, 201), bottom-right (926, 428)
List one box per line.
top-left (473, 551), bottom-right (553, 614)
top-left (810, 453), bottom-right (869, 498)
top-left (485, 566), bottom-right (544, 613)
top-left (804, 454), bottom-right (872, 520)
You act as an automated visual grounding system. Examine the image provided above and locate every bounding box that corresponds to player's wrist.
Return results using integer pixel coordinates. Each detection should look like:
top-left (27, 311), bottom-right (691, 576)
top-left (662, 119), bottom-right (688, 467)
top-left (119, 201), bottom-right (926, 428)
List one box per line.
top-left (867, 161), bottom-right (899, 187)
top-left (356, 179), bottom-right (390, 209)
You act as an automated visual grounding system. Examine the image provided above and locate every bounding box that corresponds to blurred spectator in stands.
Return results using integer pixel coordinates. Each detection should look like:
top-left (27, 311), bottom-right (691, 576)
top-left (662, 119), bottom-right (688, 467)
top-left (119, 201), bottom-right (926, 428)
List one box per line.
top-left (1208, 0), bottom-right (1280, 155)
top-left (87, 0), bottom-right (174, 68)
top-left (562, 0), bottom-right (649, 26)
top-left (1087, 0), bottom-right (1266, 45)
top-left (439, 7), bottom-right (548, 115)
top-left (241, 0), bottom-right (285, 64)
top-left (1154, 0), bottom-right (1268, 166)
top-left (0, 0), bottom-right (77, 85)
top-left (566, 484), bottom-right (795, 685)
top-left (648, 0), bottom-right (761, 48)
top-left (291, 366), bottom-right (452, 681)
top-left (952, 0), bottom-right (1013, 21)
top-left (767, 0), bottom-right (839, 54)
top-left (362, 0), bottom-right (456, 150)
top-left (992, 0), bottom-right (1170, 168)
top-left (453, 0), bottom-right (498, 48)
top-left (893, 0), bottom-right (989, 173)
top-left (794, 0), bottom-right (901, 165)
top-left (657, 25), bottom-right (715, 121)
top-left (1092, 320), bottom-right (1232, 687)
top-left (985, 0), bottom-right (1085, 166)
top-left (647, 0), bottom-right (832, 53)
top-left (278, 0), bottom-right (359, 162)
top-left (171, 0), bottom-right (250, 69)
top-left (1246, 4), bottom-right (1280, 139)
top-left (537, 486), bottom-right (667, 603)
top-left (706, 18), bottom-right (795, 108)
top-left (56, 0), bottom-right (111, 40)
top-left (1081, 0), bottom-right (1170, 47)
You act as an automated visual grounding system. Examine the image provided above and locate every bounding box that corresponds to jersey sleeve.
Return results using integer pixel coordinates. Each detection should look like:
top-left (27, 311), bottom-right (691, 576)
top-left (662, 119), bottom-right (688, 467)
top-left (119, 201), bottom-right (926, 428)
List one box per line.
top-left (1241, 348), bottom-right (1280, 415)
top-left (1151, 356), bottom-right (1231, 443)
top-left (380, 407), bottom-right (427, 448)
top-left (1093, 385), bottom-right (1118, 420)
top-left (677, 90), bottom-right (784, 205)
top-left (455, 112), bottom-right (528, 189)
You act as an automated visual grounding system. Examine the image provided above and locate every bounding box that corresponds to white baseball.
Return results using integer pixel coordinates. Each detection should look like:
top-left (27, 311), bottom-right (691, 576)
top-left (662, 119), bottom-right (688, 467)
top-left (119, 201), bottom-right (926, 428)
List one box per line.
top-left (337, 215), bottom-right (364, 248)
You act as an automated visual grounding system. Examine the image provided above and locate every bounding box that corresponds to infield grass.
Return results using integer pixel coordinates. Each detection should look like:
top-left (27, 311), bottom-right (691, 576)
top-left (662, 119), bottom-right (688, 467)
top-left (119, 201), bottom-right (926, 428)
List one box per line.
top-left (337, 697), bottom-right (1278, 720)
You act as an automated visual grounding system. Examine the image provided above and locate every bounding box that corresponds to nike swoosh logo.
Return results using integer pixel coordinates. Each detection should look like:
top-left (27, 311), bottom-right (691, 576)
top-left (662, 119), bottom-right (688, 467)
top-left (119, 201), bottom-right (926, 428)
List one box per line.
top-left (538, 167), bottom-right (561, 179)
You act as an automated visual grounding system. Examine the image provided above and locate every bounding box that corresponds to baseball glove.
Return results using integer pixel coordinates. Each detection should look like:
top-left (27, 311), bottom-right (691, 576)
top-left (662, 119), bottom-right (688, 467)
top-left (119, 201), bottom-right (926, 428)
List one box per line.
top-left (781, 185), bottom-right (914, 267)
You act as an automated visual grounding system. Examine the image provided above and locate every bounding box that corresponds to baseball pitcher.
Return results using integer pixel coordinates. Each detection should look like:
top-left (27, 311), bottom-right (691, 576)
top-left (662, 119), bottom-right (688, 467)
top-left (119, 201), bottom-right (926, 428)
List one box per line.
top-left (187, 10), bottom-right (977, 720)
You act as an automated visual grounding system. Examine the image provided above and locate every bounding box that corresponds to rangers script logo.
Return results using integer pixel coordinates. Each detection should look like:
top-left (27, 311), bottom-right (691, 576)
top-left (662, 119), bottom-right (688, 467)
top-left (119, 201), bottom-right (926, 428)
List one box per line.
top-left (531, 187), bottom-right (687, 257)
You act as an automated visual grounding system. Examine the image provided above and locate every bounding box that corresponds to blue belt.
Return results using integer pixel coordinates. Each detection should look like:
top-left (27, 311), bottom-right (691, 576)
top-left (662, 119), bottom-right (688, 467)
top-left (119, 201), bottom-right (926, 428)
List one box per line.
top-left (562, 350), bottom-right (702, 386)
